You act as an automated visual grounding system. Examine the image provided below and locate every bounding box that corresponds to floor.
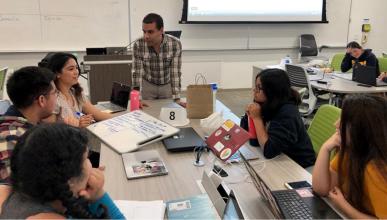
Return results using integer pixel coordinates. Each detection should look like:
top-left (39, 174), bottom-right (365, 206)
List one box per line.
top-left (216, 89), bottom-right (252, 117)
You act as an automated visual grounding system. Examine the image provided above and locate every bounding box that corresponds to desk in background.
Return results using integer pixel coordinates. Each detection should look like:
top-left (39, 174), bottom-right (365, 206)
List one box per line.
top-left (309, 72), bottom-right (387, 104)
top-left (97, 99), bottom-right (345, 218)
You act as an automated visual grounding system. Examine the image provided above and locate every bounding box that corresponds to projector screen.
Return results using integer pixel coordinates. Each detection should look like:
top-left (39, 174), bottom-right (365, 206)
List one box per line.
top-left (181, 0), bottom-right (327, 23)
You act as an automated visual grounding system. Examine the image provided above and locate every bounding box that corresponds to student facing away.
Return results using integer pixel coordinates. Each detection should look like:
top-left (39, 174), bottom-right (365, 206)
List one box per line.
top-left (0, 123), bottom-right (125, 219)
top-left (313, 94), bottom-right (387, 219)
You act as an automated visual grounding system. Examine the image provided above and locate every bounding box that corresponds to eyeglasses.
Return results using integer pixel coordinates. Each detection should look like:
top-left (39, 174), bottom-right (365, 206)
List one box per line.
top-left (42, 89), bottom-right (58, 98)
top-left (253, 85), bottom-right (263, 93)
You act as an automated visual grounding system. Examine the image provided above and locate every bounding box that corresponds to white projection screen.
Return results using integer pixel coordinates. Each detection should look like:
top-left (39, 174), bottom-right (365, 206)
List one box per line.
top-left (182, 0), bottom-right (327, 23)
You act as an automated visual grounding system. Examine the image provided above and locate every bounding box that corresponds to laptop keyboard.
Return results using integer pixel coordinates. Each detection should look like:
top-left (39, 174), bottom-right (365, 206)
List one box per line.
top-left (100, 103), bottom-right (125, 112)
top-left (272, 190), bottom-right (313, 219)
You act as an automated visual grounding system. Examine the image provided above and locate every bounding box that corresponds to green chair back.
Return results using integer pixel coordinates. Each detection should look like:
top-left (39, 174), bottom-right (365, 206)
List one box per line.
top-left (378, 57), bottom-right (387, 72)
top-left (307, 104), bottom-right (341, 155)
top-left (330, 53), bottom-right (345, 71)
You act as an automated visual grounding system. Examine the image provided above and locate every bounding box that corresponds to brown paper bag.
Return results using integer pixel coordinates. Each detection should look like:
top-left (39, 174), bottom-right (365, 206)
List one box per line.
top-left (186, 74), bottom-right (213, 119)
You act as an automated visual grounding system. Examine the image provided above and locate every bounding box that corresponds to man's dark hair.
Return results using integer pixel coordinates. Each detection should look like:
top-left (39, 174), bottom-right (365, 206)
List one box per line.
top-left (6, 66), bottom-right (55, 109)
top-left (346, 41), bottom-right (362, 49)
top-left (143, 13), bottom-right (164, 30)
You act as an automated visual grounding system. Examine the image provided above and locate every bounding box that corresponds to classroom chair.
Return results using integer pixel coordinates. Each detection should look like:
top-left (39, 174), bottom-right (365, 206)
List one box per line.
top-left (330, 53), bottom-right (345, 71)
top-left (285, 64), bottom-right (317, 116)
top-left (378, 57), bottom-right (387, 72)
top-left (307, 104), bottom-right (341, 156)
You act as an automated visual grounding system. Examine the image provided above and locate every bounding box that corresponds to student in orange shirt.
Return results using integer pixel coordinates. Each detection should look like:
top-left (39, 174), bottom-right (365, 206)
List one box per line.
top-left (313, 94), bottom-right (387, 219)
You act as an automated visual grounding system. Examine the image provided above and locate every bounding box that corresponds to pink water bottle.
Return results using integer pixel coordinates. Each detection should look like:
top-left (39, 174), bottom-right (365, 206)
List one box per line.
top-left (130, 90), bottom-right (140, 111)
top-left (248, 116), bottom-right (259, 146)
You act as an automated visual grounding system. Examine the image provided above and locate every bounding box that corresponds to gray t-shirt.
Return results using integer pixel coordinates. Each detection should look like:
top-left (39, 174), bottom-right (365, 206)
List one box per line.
top-left (0, 191), bottom-right (57, 219)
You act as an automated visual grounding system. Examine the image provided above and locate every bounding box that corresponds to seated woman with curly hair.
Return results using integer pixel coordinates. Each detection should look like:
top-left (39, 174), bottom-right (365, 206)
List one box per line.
top-left (0, 123), bottom-right (124, 219)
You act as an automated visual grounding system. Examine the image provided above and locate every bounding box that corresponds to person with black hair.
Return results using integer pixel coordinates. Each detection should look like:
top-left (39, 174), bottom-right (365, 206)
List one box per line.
top-left (313, 94), bottom-right (387, 218)
top-left (244, 69), bottom-right (316, 168)
top-left (0, 123), bottom-right (125, 219)
top-left (0, 66), bottom-right (57, 182)
top-left (40, 52), bottom-right (111, 128)
top-left (341, 41), bottom-right (380, 76)
top-left (132, 13), bottom-right (185, 107)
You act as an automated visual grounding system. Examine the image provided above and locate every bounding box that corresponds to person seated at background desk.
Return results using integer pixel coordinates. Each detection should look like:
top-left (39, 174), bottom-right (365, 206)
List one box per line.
top-left (341, 41), bottom-right (380, 76)
top-left (132, 13), bottom-right (185, 107)
top-left (378, 72), bottom-right (387, 82)
top-left (313, 94), bottom-right (387, 219)
top-left (245, 69), bottom-right (316, 168)
top-left (0, 66), bottom-right (57, 183)
top-left (0, 123), bottom-right (124, 219)
top-left (40, 52), bottom-right (112, 128)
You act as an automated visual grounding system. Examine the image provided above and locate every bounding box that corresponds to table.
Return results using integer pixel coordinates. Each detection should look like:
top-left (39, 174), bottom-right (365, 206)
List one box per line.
top-left (98, 99), bottom-right (345, 219)
top-left (309, 72), bottom-right (387, 104)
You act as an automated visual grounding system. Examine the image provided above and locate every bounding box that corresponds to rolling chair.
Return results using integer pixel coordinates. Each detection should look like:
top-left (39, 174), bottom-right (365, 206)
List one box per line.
top-left (307, 104), bottom-right (341, 157)
top-left (378, 57), bottom-right (387, 72)
top-left (165, 31), bottom-right (182, 39)
top-left (299, 34), bottom-right (328, 63)
top-left (330, 53), bottom-right (345, 72)
top-left (285, 64), bottom-right (317, 116)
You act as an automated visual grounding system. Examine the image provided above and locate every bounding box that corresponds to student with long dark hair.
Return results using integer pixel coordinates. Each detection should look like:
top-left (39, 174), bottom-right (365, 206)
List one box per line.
top-left (245, 69), bottom-right (316, 168)
top-left (0, 124), bottom-right (124, 219)
top-left (313, 95), bottom-right (387, 218)
top-left (341, 41), bottom-right (380, 76)
top-left (40, 52), bottom-right (111, 128)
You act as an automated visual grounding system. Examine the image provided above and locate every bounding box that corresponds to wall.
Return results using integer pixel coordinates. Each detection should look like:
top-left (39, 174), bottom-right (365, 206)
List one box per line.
top-left (0, 0), bottom-right (386, 93)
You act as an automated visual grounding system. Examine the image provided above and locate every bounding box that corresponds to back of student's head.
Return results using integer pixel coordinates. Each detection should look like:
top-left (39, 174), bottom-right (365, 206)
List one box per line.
top-left (346, 41), bottom-right (362, 49)
top-left (143, 13), bottom-right (164, 30)
top-left (338, 94), bottom-right (387, 213)
top-left (10, 123), bottom-right (107, 218)
top-left (44, 52), bottom-right (83, 102)
top-left (256, 68), bottom-right (301, 119)
top-left (6, 66), bottom-right (55, 109)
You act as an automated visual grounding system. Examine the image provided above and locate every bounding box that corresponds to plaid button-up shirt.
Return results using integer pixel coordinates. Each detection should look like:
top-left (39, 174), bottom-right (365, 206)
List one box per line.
top-left (0, 116), bottom-right (32, 183)
top-left (132, 34), bottom-right (182, 99)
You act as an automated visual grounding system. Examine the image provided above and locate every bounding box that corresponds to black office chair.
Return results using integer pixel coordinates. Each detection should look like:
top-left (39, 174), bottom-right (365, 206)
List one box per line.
top-left (165, 31), bottom-right (182, 39)
top-left (299, 34), bottom-right (328, 63)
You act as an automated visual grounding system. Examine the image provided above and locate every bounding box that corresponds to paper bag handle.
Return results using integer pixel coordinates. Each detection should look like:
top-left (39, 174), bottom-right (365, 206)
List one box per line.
top-left (195, 73), bottom-right (207, 85)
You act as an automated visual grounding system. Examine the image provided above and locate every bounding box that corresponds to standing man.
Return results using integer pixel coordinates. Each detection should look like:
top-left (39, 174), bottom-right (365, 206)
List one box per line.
top-left (132, 13), bottom-right (185, 106)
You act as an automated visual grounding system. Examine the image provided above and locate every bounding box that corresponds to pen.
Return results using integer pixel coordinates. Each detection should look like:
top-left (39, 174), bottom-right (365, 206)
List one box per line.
top-left (75, 111), bottom-right (96, 123)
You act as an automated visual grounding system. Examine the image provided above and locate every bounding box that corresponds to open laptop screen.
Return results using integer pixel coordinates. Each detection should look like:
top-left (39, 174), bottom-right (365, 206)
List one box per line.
top-left (110, 82), bottom-right (131, 108)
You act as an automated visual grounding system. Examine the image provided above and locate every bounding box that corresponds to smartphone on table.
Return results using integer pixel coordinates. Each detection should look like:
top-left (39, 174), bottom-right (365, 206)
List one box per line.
top-left (284, 181), bottom-right (312, 189)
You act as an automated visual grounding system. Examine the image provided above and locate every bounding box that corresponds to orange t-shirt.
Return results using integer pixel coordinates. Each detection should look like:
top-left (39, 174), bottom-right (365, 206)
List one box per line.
top-left (330, 155), bottom-right (387, 218)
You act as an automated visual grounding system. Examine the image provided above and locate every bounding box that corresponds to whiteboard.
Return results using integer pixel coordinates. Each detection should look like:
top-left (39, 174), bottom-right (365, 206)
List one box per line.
top-left (130, 0), bottom-right (351, 50)
top-left (0, 0), bottom-right (129, 51)
top-left (87, 110), bottom-right (179, 154)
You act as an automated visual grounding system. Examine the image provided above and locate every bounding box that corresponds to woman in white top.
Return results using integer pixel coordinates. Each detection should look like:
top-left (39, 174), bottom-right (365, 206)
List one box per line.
top-left (43, 52), bottom-right (111, 127)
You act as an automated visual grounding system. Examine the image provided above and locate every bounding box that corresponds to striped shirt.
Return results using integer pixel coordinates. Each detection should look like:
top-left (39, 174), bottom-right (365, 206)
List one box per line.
top-left (0, 110), bottom-right (33, 183)
top-left (132, 34), bottom-right (182, 99)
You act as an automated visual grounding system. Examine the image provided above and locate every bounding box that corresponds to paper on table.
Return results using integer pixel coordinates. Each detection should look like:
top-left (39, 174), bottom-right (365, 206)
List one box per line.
top-left (114, 200), bottom-right (165, 219)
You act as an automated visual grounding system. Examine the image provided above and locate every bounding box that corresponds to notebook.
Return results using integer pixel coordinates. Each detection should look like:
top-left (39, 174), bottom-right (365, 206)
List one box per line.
top-left (205, 120), bottom-right (250, 161)
top-left (122, 150), bottom-right (168, 179)
top-left (114, 200), bottom-right (165, 219)
top-left (95, 81), bottom-right (131, 113)
top-left (166, 194), bottom-right (217, 220)
top-left (87, 110), bottom-right (180, 154)
top-left (162, 127), bottom-right (205, 152)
